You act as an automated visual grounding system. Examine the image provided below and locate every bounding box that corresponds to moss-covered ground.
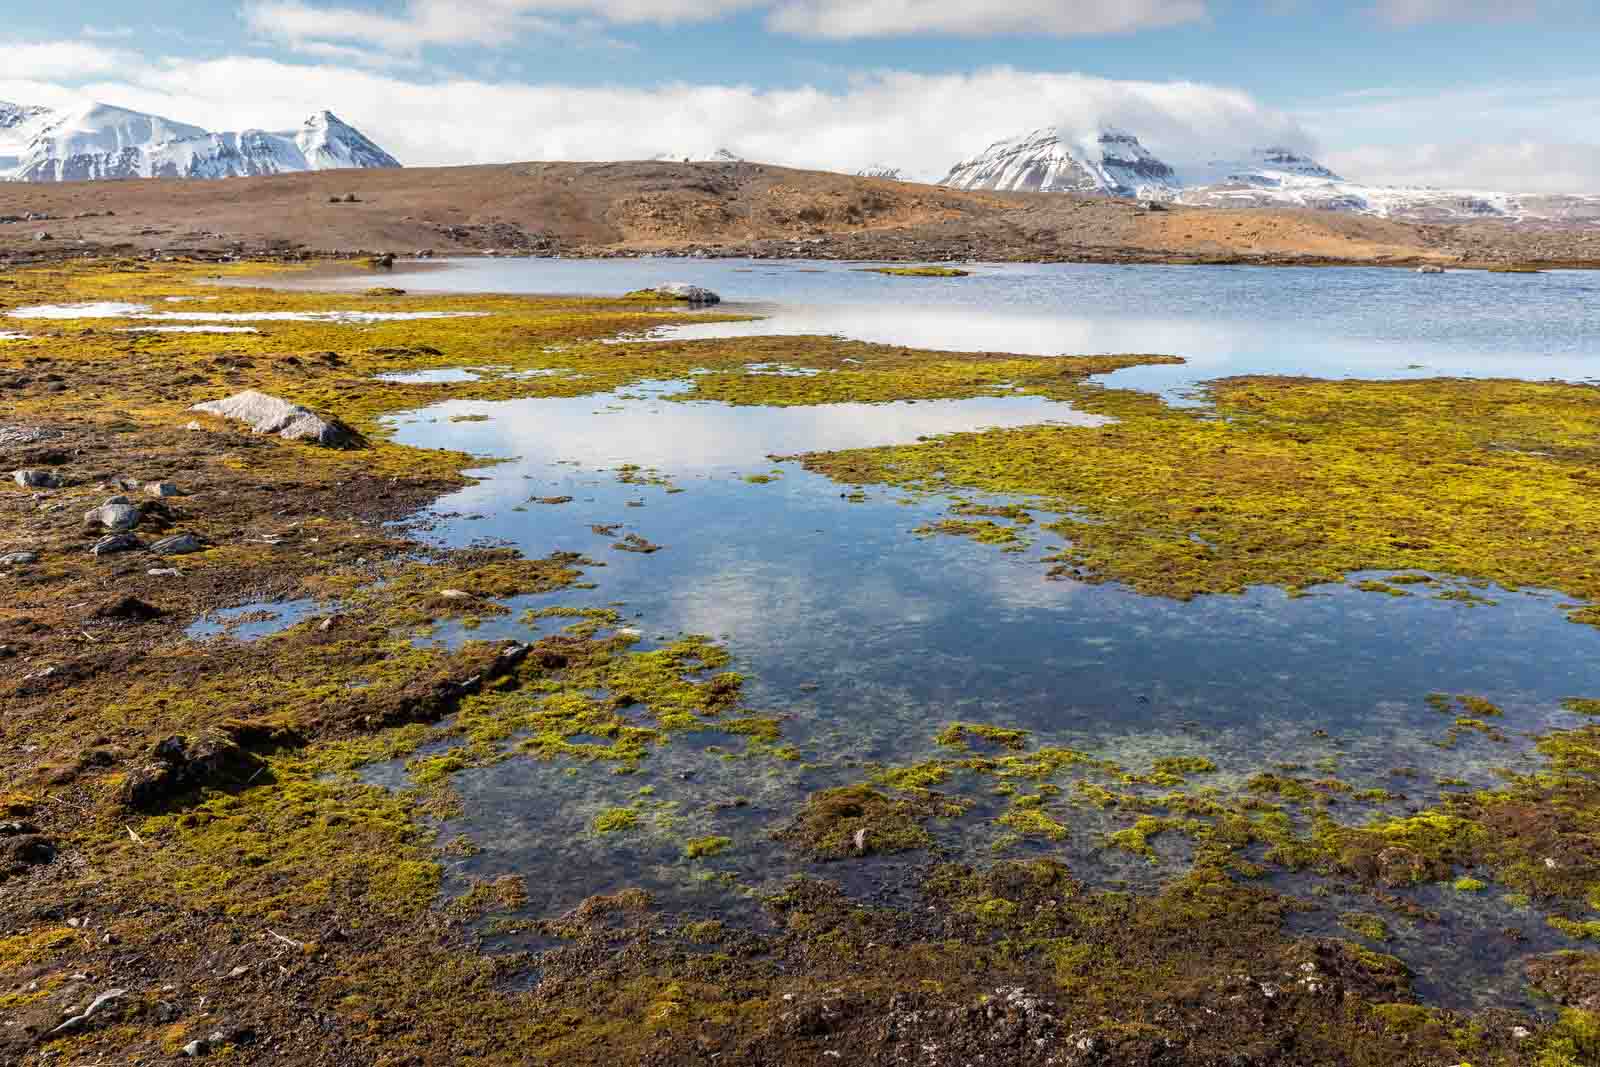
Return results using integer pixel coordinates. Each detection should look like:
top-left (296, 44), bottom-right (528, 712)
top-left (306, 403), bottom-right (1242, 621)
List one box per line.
top-left (4, 259), bottom-right (1600, 1065)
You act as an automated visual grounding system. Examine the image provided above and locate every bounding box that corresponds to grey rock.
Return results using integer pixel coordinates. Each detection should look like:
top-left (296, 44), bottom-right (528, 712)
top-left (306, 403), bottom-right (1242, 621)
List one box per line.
top-left (91, 533), bottom-right (143, 556)
top-left (152, 533), bottom-right (204, 556)
top-left (1417, 265), bottom-right (1446, 274)
top-left (84, 501), bottom-right (140, 532)
top-left (105, 477), bottom-right (141, 491)
top-left (147, 567), bottom-right (181, 577)
top-left (2, 551), bottom-right (38, 565)
top-left (48, 987), bottom-right (127, 1035)
top-left (191, 391), bottom-right (359, 448)
top-left (13, 469), bottom-right (62, 489)
top-left (182, 1039), bottom-right (208, 1057)
top-left (658, 283), bottom-right (721, 304)
top-left (144, 481), bottom-right (181, 498)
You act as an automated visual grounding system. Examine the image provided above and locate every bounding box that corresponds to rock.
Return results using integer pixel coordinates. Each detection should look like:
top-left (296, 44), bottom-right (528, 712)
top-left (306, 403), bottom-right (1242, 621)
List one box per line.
top-left (144, 481), bottom-right (181, 497)
top-left (83, 501), bottom-right (140, 532)
top-left (0, 820), bottom-right (40, 836)
top-left (371, 252), bottom-right (396, 268)
top-left (152, 533), bottom-right (204, 556)
top-left (1, 551), bottom-right (38, 565)
top-left (91, 596), bottom-right (163, 622)
top-left (119, 731), bottom-right (264, 811)
top-left (185, 420), bottom-right (203, 431)
top-left (191, 391), bottom-right (361, 448)
top-left (1417, 265), bottom-right (1446, 274)
top-left (627, 283), bottom-right (721, 304)
top-left (47, 987), bottom-right (126, 1035)
top-left (147, 568), bottom-right (181, 577)
top-left (5, 834), bottom-right (54, 866)
top-left (105, 477), bottom-right (141, 492)
top-left (182, 1039), bottom-right (208, 1057)
top-left (90, 533), bottom-right (143, 557)
top-left (13, 469), bottom-right (62, 489)
top-left (33, 231), bottom-right (51, 242)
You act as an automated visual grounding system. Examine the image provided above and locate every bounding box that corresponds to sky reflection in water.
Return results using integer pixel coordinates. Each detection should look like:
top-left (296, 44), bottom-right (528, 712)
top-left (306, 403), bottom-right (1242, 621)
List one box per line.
top-left (346, 259), bottom-right (1600, 1007)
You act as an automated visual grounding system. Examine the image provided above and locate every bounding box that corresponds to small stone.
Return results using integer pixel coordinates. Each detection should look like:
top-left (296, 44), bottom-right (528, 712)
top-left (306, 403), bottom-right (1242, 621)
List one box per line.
top-left (227, 965), bottom-right (249, 978)
top-left (152, 533), bottom-right (204, 556)
top-left (181, 1039), bottom-right (208, 1057)
top-left (84, 501), bottom-right (140, 532)
top-left (147, 567), bottom-right (181, 577)
top-left (144, 481), bottom-right (181, 497)
top-left (185, 420), bottom-right (203, 431)
top-left (13, 469), bottom-right (62, 489)
top-left (91, 533), bottom-right (143, 557)
top-left (437, 589), bottom-right (472, 600)
top-left (1, 551), bottom-right (38, 565)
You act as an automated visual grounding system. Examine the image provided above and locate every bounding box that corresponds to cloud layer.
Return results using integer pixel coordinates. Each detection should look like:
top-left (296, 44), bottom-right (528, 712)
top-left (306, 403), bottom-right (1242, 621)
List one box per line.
top-left (246, 0), bottom-right (1210, 50)
top-left (0, 57), bottom-right (1313, 182)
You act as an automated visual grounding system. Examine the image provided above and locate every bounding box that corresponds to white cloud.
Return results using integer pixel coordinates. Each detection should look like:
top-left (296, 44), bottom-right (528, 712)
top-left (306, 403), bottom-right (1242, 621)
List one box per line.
top-left (0, 41), bottom-right (134, 80)
top-left (244, 0), bottom-right (1209, 50)
top-left (767, 0), bottom-right (1207, 38)
top-left (0, 55), bottom-right (1312, 181)
top-left (1325, 142), bottom-right (1600, 193)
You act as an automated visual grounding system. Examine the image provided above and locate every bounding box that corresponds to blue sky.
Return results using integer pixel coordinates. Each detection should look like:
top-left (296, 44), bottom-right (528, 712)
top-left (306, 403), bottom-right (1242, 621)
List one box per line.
top-left (4, 1), bottom-right (1600, 190)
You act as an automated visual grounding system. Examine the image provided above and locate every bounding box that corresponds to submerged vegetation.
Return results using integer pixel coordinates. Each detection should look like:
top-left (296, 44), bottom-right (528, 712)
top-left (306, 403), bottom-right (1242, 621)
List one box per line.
top-left (4, 259), bottom-right (1600, 1064)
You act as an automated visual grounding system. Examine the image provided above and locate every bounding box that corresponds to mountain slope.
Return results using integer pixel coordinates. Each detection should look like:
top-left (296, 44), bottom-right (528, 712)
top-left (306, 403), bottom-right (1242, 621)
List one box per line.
top-left (941, 127), bottom-right (1180, 199)
top-left (0, 101), bottom-right (401, 182)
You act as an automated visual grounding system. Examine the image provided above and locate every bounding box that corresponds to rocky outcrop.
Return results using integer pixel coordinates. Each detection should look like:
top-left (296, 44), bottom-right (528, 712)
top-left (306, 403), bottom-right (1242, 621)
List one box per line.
top-left (191, 391), bottom-right (361, 448)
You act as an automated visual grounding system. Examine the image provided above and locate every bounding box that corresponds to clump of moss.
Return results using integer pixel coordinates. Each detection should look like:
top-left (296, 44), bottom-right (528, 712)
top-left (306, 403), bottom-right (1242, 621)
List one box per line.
top-left (1453, 876), bottom-right (1488, 892)
top-left (935, 722), bottom-right (1030, 752)
top-left (856, 265), bottom-right (971, 278)
top-left (1563, 698), bottom-right (1600, 717)
top-left (684, 835), bottom-right (732, 859)
top-left (774, 784), bottom-right (959, 860)
top-left (1341, 912), bottom-right (1391, 941)
top-left (593, 808), bottom-right (640, 833)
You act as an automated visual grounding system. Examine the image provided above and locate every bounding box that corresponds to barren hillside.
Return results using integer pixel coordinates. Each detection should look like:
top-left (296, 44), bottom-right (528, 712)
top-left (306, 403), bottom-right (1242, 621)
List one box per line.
top-left (2, 159), bottom-right (1596, 268)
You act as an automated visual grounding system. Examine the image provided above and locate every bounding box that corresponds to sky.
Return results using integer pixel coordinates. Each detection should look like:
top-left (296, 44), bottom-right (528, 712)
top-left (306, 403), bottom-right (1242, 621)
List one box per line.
top-left (3, 1), bottom-right (1600, 191)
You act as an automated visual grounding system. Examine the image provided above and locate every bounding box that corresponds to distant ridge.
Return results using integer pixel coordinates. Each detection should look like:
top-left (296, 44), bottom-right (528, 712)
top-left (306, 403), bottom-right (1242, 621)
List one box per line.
top-left (0, 101), bottom-right (401, 182)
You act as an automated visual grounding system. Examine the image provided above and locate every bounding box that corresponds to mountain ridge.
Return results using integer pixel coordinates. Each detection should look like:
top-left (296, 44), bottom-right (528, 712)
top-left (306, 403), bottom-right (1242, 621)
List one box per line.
top-left (0, 101), bottom-right (401, 182)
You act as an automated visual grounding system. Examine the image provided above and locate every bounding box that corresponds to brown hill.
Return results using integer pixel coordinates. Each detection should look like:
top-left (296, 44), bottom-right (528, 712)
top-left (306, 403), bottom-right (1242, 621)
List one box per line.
top-left (2, 159), bottom-right (1596, 268)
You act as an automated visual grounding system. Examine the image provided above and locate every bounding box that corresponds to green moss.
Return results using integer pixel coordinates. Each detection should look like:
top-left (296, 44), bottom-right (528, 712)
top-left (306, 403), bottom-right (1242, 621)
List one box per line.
top-left (1563, 698), bottom-right (1600, 717)
top-left (593, 808), bottom-right (640, 833)
top-left (998, 804), bottom-right (1069, 841)
top-left (794, 375), bottom-right (1600, 621)
top-left (935, 722), bottom-right (1030, 751)
top-left (684, 835), bottom-right (732, 859)
top-left (1340, 912), bottom-right (1391, 940)
top-left (856, 266), bottom-right (971, 278)
top-left (1453, 876), bottom-right (1488, 892)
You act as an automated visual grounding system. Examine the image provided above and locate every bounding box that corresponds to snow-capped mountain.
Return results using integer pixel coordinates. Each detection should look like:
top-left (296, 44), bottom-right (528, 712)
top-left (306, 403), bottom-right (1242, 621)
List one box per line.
top-left (940, 127), bottom-right (1180, 199)
top-left (1172, 149), bottom-right (1600, 223)
top-left (856, 164), bottom-right (906, 180)
top-left (940, 128), bottom-right (1600, 224)
top-left (0, 101), bottom-right (401, 182)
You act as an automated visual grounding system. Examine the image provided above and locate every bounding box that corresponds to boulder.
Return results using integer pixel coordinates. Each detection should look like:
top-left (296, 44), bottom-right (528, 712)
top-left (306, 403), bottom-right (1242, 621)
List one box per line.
top-left (190, 391), bottom-right (360, 448)
top-left (1, 551), bottom-right (38, 565)
top-left (90, 534), bottom-right (143, 557)
top-left (144, 481), bottom-right (181, 498)
top-left (627, 284), bottom-right (721, 305)
top-left (84, 501), bottom-right (140, 533)
top-left (13, 469), bottom-right (62, 489)
top-left (152, 533), bottom-right (204, 556)
top-left (1417, 265), bottom-right (1446, 274)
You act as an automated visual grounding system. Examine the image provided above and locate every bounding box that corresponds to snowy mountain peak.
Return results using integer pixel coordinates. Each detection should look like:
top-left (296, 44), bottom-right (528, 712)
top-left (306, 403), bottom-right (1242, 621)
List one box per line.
top-left (0, 101), bottom-right (53, 131)
top-left (294, 110), bottom-right (401, 170)
top-left (941, 125), bottom-right (1180, 199)
top-left (0, 100), bottom-right (401, 182)
top-left (856, 164), bottom-right (905, 180)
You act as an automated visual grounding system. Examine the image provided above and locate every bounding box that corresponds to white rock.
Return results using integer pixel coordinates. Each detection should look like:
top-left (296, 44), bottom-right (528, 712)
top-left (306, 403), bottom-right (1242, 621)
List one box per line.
top-left (2, 551), bottom-right (39, 565)
top-left (191, 390), bottom-right (358, 448)
top-left (144, 481), bottom-right (181, 497)
top-left (13, 468), bottom-right (62, 488)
